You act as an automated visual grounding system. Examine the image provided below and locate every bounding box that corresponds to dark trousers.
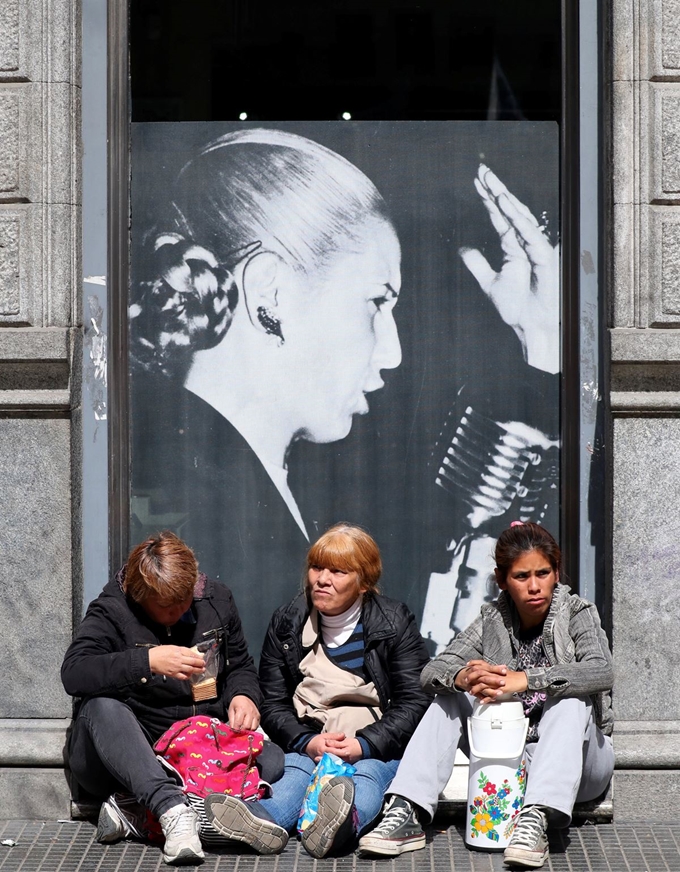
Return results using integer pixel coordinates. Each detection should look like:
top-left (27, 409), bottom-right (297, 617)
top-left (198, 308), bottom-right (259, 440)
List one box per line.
top-left (68, 697), bottom-right (185, 818)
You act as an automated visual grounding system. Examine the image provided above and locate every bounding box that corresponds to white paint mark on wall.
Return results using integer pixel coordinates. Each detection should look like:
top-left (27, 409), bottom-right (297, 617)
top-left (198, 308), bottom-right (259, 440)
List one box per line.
top-left (582, 380), bottom-right (600, 408)
top-left (581, 250), bottom-right (595, 275)
top-left (84, 294), bottom-right (107, 422)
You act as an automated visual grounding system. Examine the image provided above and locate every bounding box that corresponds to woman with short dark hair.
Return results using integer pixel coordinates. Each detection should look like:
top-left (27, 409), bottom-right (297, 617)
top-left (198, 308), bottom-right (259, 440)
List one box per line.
top-left (62, 531), bottom-right (263, 865)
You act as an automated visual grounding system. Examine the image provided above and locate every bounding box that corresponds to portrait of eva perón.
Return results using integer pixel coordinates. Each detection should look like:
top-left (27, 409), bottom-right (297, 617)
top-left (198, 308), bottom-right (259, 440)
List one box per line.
top-left (128, 121), bottom-right (560, 654)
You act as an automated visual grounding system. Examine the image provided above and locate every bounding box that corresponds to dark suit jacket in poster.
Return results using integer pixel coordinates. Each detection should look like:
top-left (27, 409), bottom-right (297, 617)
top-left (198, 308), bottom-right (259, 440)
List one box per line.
top-left (130, 375), bottom-right (310, 657)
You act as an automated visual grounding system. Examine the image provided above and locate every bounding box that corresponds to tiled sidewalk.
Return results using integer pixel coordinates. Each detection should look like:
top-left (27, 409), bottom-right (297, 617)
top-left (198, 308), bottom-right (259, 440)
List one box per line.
top-left (1, 819), bottom-right (677, 872)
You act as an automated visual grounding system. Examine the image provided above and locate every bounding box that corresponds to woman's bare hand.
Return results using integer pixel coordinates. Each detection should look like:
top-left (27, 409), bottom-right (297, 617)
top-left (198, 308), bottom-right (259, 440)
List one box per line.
top-left (461, 164), bottom-right (560, 375)
top-left (148, 645), bottom-right (205, 680)
top-left (323, 735), bottom-right (363, 764)
top-left (228, 695), bottom-right (261, 731)
top-left (455, 659), bottom-right (507, 700)
top-left (305, 732), bottom-right (346, 763)
top-left (455, 660), bottom-right (528, 702)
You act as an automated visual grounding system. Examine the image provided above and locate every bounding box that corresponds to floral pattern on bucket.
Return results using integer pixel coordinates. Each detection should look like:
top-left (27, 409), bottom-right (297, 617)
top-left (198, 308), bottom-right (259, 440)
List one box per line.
top-left (468, 760), bottom-right (527, 843)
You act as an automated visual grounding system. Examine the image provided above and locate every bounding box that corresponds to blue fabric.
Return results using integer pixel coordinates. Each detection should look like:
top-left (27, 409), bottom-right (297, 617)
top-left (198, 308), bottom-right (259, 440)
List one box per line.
top-left (292, 732), bottom-right (316, 754)
top-left (260, 752), bottom-right (399, 833)
top-left (357, 737), bottom-right (372, 758)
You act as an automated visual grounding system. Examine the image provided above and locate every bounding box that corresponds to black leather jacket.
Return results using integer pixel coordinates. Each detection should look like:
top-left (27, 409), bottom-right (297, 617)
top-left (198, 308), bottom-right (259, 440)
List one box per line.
top-left (259, 592), bottom-right (431, 761)
top-left (61, 569), bottom-right (262, 741)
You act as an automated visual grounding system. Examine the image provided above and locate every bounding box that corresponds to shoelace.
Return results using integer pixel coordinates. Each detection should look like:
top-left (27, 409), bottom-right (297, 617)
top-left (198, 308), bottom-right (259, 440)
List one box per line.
top-left (163, 806), bottom-right (195, 838)
top-left (509, 807), bottom-right (547, 848)
top-left (372, 802), bottom-right (411, 835)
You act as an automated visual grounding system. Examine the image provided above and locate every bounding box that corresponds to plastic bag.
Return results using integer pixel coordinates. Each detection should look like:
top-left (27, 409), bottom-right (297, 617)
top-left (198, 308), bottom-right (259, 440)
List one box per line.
top-left (189, 637), bottom-right (220, 701)
top-left (297, 752), bottom-right (356, 836)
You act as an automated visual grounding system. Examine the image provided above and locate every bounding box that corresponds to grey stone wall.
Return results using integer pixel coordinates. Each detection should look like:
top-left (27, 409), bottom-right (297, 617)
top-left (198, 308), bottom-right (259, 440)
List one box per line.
top-left (0, 0), bottom-right (79, 817)
top-left (610, 0), bottom-right (680, 818)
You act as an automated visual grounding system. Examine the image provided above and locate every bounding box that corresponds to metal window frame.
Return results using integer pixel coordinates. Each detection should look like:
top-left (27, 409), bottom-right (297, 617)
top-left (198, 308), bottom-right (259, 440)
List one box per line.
top-left (108, 0), bottom-right (130, 572)
top-left (105, 0), bottom-right (603, 597)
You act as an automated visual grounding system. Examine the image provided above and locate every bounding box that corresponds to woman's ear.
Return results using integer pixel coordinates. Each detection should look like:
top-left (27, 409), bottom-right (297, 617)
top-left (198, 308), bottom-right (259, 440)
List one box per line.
top-left (494, 567), bottom-right (507, 590)
top-left (240, 251), bottom-right (290, 344)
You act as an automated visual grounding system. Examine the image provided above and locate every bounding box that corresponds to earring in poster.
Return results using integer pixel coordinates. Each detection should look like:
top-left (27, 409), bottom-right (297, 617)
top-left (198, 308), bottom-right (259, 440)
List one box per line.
top-left (257, 306), bottom-right (284, 344)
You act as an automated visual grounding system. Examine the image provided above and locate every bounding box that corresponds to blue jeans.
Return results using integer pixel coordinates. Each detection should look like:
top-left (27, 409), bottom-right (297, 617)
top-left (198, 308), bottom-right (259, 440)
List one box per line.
top-left (261, 752), bottom-right (399, 834)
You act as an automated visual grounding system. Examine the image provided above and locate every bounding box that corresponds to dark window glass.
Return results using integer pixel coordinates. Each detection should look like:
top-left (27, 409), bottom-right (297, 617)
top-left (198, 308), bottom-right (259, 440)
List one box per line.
top-left (130, 0), bottom-right (561, 123)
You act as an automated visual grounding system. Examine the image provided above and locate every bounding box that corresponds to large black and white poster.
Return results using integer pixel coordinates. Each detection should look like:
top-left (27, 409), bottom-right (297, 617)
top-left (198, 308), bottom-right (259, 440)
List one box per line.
top-left (129, 122), bottom-right (560, 656)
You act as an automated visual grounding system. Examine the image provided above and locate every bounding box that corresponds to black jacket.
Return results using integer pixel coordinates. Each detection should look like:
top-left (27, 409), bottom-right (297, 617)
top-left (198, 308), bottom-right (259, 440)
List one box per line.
top-left (259, 592), bottom-right (431, 761)
top-left (61, 570), bottom-right (262, 742)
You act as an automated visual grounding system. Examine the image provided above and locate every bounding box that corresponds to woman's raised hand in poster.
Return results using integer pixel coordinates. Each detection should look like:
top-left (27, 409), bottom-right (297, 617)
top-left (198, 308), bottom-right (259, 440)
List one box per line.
top-left (460, 164), bottom-right (560, 376)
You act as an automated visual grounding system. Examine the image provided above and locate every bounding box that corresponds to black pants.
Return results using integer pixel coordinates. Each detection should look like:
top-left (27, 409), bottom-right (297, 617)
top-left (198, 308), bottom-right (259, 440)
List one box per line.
top-left (68, 697), bottom-right (185, 818)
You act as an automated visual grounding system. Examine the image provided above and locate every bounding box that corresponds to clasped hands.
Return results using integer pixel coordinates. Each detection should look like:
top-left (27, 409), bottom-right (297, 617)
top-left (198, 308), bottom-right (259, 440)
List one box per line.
top-left (147, 645), bottom-right (260, 730)
top-left (454, 659), bottom-right (528, 703)
top-left (306, 732), bottom-right (363, 764)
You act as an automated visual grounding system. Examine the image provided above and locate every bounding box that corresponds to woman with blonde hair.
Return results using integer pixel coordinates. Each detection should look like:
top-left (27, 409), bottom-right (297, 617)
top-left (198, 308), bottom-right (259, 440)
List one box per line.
top-left (203, 523), bottom-right (431, 858)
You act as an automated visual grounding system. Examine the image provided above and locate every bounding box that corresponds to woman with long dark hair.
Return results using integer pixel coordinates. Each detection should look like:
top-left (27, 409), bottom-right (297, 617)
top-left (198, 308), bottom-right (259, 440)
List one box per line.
top-left (359, 522), bottom-right (614, 869)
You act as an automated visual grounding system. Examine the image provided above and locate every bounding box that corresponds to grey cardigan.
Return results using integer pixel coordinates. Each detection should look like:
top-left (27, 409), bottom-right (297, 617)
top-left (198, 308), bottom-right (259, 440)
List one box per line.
top-left (421, 583), bottom-right (614, 736)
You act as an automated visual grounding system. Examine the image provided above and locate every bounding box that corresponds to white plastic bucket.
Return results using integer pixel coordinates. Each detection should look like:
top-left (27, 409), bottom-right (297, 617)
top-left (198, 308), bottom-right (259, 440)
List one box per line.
top-left (465, 699), bottom-right (528, 851)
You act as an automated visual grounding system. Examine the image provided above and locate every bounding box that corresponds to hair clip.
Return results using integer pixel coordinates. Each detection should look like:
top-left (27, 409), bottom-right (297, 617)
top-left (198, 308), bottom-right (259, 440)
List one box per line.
top-left (223, 240), bottom-right (262, 266)
top-left (510, 521), bottom-right (525, 527)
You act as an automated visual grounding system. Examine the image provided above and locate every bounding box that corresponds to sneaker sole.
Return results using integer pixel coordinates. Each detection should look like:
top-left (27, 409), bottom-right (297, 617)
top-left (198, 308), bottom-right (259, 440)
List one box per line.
top-left (162, 844), bottom-right (206, 866)
top-left (301, 778), bottom-right (354, 859)
top-left (358, 834), bottom-right (426, 857)
top-left (204, 795), bottom-right (288, 855)
top-left (503, 846), bottom-right (549, 868)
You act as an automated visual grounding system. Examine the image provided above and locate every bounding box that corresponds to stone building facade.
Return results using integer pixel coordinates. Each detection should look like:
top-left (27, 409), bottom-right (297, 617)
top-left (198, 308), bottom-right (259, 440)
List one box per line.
top-left (0, 0), bottom-right (79, 818)
top-left (609, 0), bottom-right (680, 816)
top-left (1, 0), bottom-right (679, 819)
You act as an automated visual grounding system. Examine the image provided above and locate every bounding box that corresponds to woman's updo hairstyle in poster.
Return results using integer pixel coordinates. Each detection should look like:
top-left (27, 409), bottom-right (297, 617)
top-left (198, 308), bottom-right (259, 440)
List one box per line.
top-left (130, 128), bottom-right (392, 379)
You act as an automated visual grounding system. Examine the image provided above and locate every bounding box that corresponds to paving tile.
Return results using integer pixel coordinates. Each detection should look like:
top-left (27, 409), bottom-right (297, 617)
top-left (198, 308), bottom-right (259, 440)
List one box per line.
top-left (0, 822), bottom-right (680, 872)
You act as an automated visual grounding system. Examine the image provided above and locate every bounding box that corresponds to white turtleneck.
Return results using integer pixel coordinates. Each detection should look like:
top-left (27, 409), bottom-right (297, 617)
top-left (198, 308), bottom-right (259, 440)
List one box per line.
top-left (319, 597), bottom-right (363, 648)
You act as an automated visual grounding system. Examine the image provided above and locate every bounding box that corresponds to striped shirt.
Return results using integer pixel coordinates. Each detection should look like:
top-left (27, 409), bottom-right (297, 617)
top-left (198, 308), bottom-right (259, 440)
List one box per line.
top-left (323, 621), bottom-right (365, 675)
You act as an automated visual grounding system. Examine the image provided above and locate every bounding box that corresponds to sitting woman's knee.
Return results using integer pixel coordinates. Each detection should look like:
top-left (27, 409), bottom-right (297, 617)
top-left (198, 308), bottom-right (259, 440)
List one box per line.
top-left (80, 696), bottom-right (127, 716)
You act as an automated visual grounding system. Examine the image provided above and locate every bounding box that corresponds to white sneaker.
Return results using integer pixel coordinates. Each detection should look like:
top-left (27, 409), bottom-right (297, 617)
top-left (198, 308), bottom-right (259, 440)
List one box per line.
top-left (159, 803), bottom-right (205, 865)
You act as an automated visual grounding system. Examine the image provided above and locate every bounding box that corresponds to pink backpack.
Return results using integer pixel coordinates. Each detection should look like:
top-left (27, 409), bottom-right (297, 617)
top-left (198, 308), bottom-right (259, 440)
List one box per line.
top-left (153, 715), bottom-right (265, 801)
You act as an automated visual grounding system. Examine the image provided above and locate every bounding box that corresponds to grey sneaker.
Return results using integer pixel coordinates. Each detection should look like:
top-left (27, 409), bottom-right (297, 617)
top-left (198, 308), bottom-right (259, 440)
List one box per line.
top-left (300, 775), bottom-right (355, 859)
top-left (204, 794), bottom-right (288, 855)
top-left (358, 795), bottom-right (426, 856)
top-left (159, 802), bottom-right (205, 865)
top-left (504, 805), bottom-right (549, 868)
top-left (96, 794), bottom-right (145, 844)
top-left (96, 798), bottom-right (130, 844)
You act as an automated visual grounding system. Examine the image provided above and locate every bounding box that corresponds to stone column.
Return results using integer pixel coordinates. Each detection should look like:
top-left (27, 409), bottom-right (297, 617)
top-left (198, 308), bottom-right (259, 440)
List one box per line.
top-left (610, 0), bottom-right (680, 817)
top-left (0, 0), bottom-right (80, 817)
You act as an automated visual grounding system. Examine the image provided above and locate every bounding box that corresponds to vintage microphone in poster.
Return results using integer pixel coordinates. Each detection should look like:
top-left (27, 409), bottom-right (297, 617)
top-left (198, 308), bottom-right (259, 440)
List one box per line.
top-left (128, 121), bottom-right (560, 654)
